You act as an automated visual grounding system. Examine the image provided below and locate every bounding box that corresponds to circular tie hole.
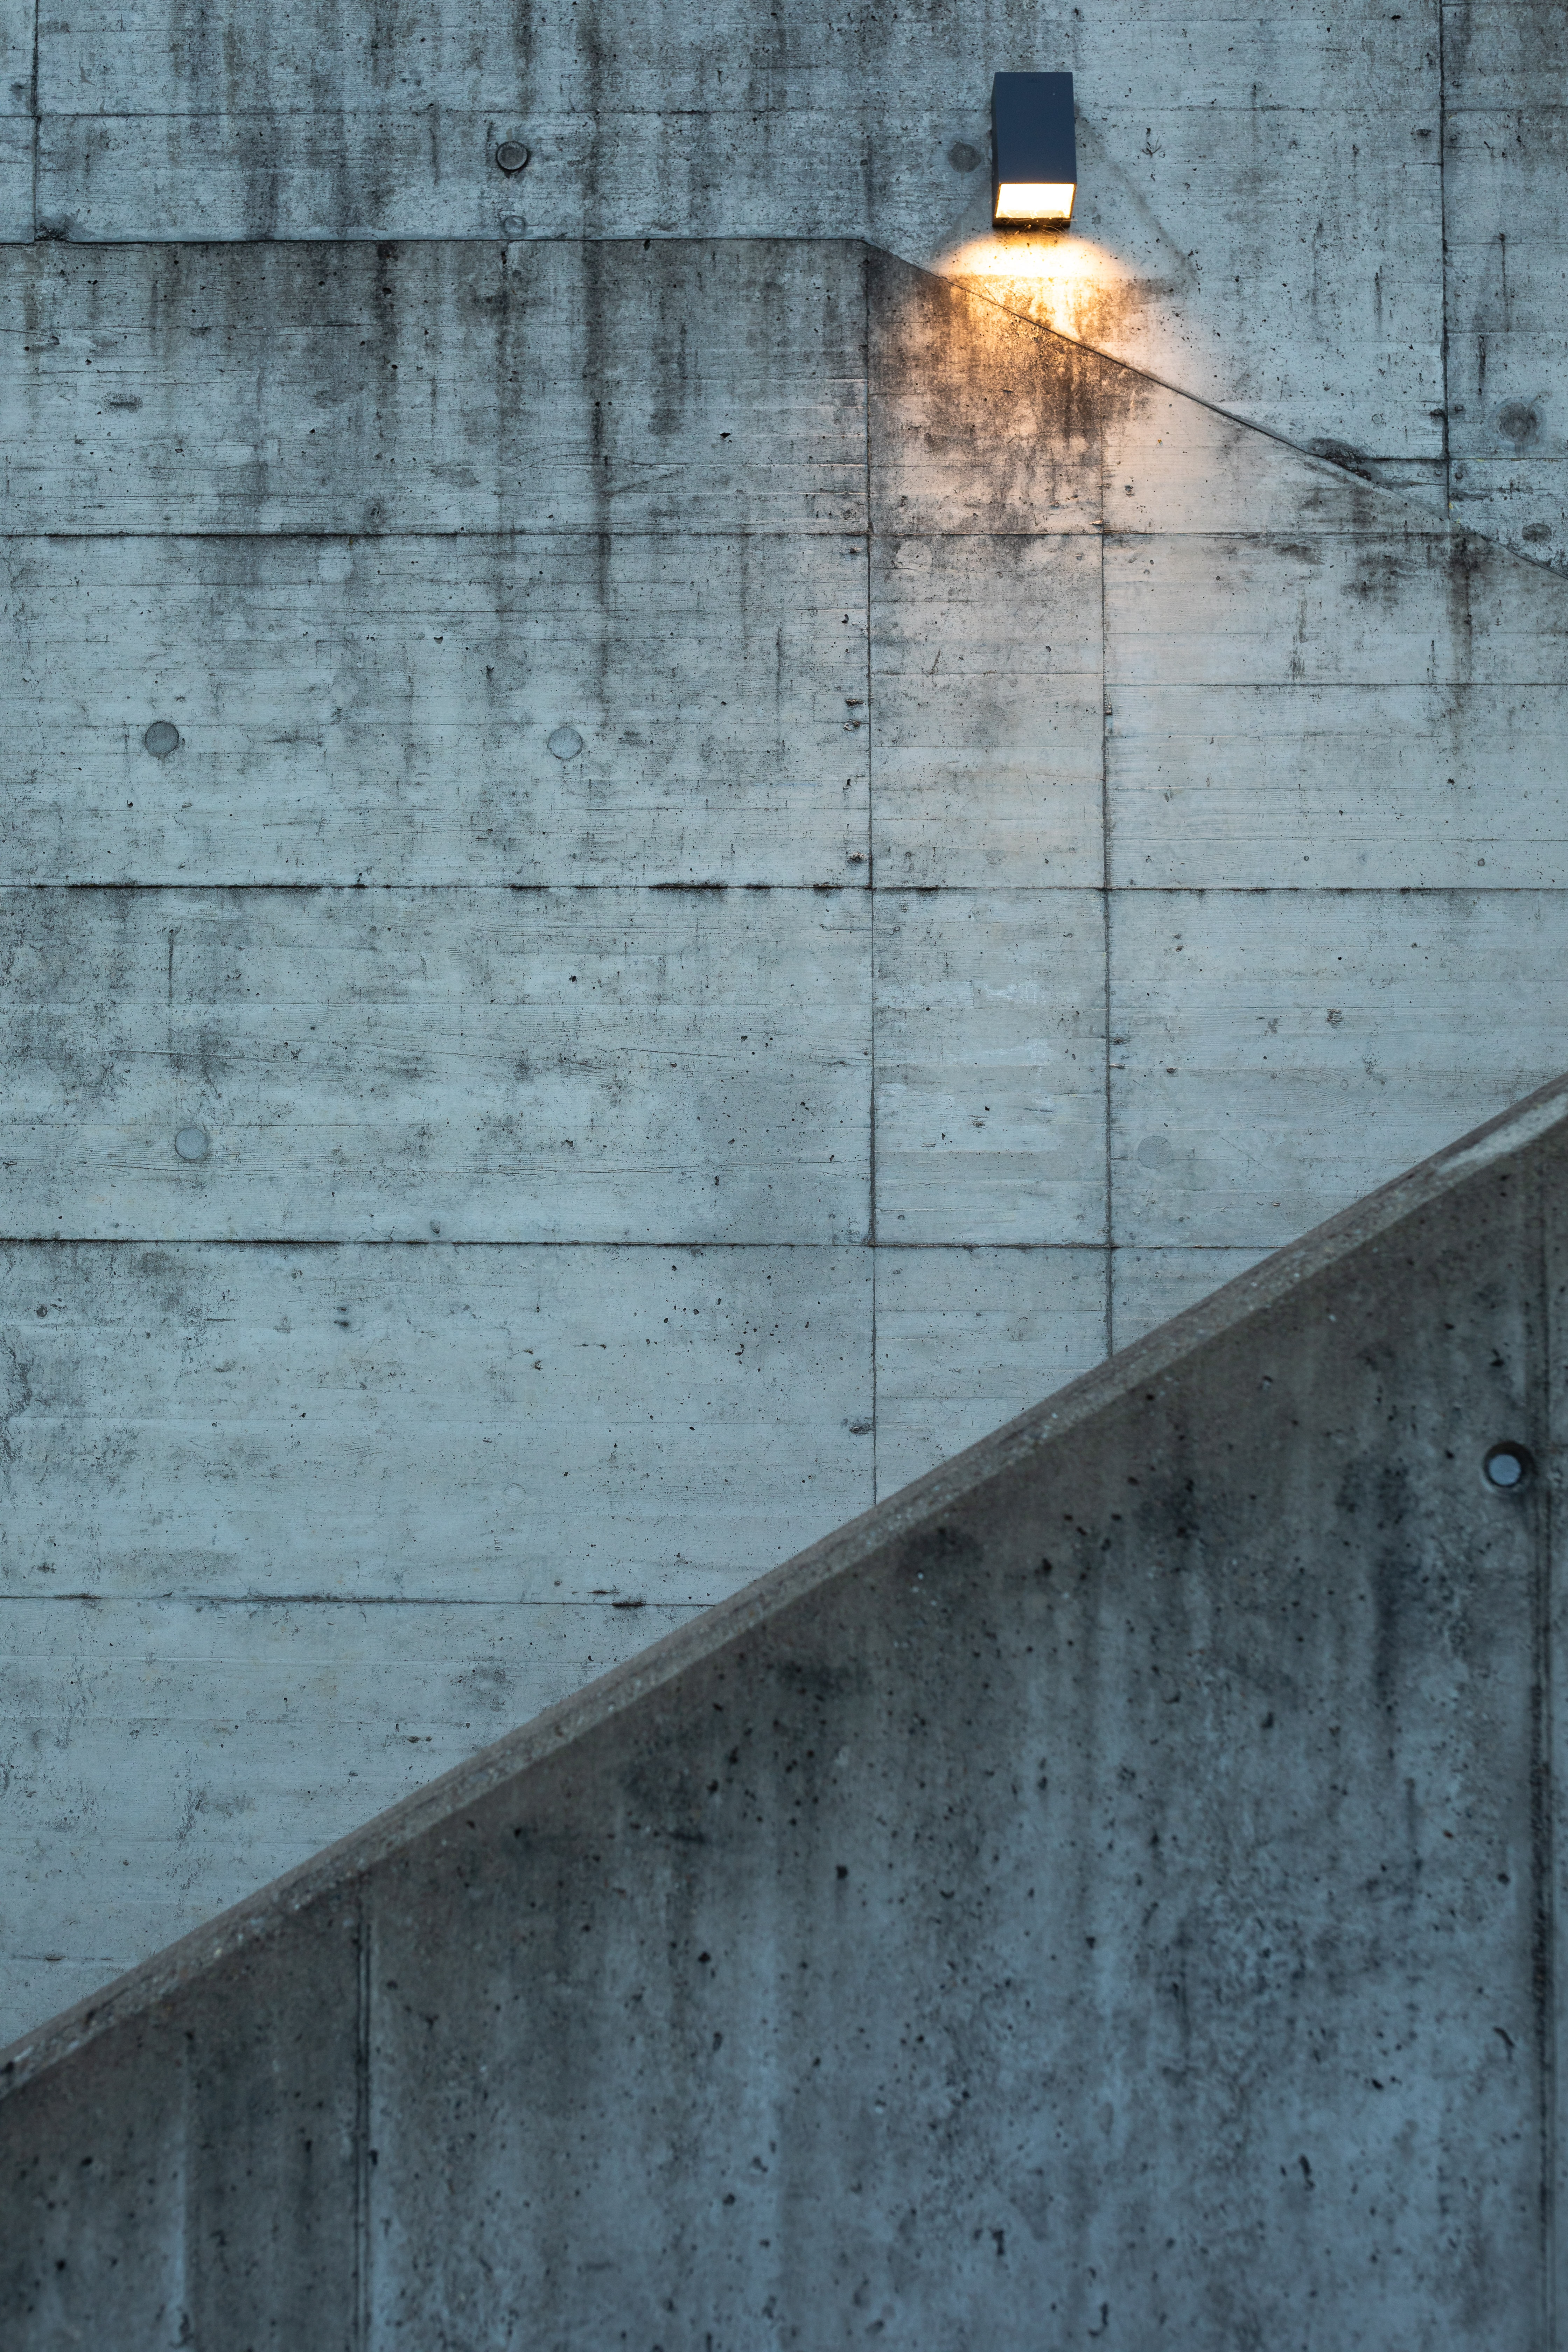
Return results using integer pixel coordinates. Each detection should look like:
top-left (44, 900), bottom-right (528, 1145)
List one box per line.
top-left (547, 725), bottom-right (584, 760)
top-left (496, 141), bottom-right (530, 173)
top-left (499, 213), bottom-right (526, 238)
top-left (174, 1126), bottom-right (210, 1163)
top-left (143, 720), bottom-right (181, 758)
top-left (1483, 1442), bottom-right (1533, 1490)
top-left (947, 141), bottom-right (982, 173)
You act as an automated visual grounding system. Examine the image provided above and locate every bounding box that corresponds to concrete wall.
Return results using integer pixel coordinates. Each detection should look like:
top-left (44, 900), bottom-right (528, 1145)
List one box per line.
top-left (3, 0), bottom-right (1564, 569)
top-left (4, 0), bottom-right (1568, 2046)
top-left (4, 1078), bottom-right (1564, 2346)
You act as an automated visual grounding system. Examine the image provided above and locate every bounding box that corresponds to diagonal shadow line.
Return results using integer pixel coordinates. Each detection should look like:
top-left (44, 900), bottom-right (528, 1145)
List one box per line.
top-left (881, 237), bottom-right (1568, 584)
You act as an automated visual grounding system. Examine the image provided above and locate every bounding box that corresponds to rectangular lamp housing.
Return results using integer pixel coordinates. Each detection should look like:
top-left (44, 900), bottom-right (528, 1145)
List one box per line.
top-left (991, 71), bottom-right (1076, 227)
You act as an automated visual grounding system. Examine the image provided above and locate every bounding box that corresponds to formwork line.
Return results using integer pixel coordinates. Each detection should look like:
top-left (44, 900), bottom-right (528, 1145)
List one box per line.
top-left (1100, 443), bottom-right (1115, 1363)
top-left (354, 1892), bottom-right (373, 2352)
top-left (1536, 1158), bottom-right (1561, 2348)
top-left (862, 243), bottom-right (880, 1507)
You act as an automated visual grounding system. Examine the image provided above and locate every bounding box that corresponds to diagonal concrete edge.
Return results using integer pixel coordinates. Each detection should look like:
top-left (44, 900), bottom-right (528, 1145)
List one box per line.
top-left (6, 1065), bottom-right (1568, 2100)
top-left (895, 243), bottom-right (1566, 580)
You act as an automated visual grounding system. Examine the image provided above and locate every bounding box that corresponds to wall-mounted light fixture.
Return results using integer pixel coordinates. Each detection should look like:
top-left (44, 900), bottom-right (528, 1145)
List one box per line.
top-left (992, 72), bottom-right (1076, 228)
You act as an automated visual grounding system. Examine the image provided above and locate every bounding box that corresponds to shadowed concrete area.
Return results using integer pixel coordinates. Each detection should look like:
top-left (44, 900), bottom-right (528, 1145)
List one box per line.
top-left (4, 1076), bottom-right (1566, 2345)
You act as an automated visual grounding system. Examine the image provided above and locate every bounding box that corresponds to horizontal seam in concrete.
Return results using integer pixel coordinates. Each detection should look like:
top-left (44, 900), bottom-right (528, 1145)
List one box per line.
top-left (10, 1953), bottom-right (124, 1964)
top-left (1101, 680), bottom-right (1568, 690)
top-left (0, 1596), bottom-right (714, 1609)
top-left (0, 1245), bottom-right (885, 1261)
top-left (0, 1236), bottom-right (1101, 1251)
top-left (0, 530), bottom-right (1524, 549)
top-left (0, 526), bottom-right (1504, 540)
top-left (0, 531), bottom-right (878, 545)
top-left (6, 880), bottom-right (1561, 884)
top-left (0, 883), bottom-right (870, 895)
top-left (17, 230), bottom-right (881, 246)
top-left (0, 1236), bottom-right (1112, 1250)
top-left (31, 104), bottom-right (1450, 118)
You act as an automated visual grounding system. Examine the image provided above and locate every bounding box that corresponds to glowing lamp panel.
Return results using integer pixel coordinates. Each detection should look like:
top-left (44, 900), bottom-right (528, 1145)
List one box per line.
top-left (993, 181), bottom-right (1075, 226)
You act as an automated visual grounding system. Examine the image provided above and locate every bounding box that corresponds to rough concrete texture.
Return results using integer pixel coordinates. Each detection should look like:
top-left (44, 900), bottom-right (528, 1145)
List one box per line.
top-left (7, 222), bottom-right (1568, 2043)
top-left (4, 1076), bottom-right (1566, 2347)
top-left (1, 0), bottom-right (1562, 566)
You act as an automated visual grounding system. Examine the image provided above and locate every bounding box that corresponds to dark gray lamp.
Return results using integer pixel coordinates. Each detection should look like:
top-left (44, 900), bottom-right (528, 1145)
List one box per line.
top-left (991, 71), bottom-right (1076, 227)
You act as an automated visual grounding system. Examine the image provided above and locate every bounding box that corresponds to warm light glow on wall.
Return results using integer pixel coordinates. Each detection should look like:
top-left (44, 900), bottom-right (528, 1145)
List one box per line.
top-left (937, 229), bottom-right (1129, 351)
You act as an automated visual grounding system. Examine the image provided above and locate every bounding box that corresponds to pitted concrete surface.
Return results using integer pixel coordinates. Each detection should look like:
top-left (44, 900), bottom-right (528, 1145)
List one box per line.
top-left (3, 1079), bottom-right (1565, 2346)
top-left (4, 1), bottom-right (1568, 2046)
top-left (0, 0), bottom-right (1561, 565)
top-left (5, 230), bottom-right (1568, 2043)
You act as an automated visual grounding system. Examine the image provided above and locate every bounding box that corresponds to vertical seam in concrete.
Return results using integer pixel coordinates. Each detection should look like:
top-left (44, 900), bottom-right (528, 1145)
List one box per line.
top-left (1540, 1162), bottom-right (1560, 2347)
top-left (28, 0), bottom-right (37, 238)
top-left (355, 1893), bottom-right (373, 2348)
top-left (176, 2020), bottom-right (192, 2344)
top-left (862, 242), bottom-right (878, 1504)
top-left (1099, 431), bottom-right (1114, 1363)
top-left (1437, 0), bottom-right (1452, 513)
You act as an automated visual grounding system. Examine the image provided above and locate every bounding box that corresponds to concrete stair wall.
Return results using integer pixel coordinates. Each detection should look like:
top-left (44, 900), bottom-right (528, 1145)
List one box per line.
top-left (5, 1077), bottom-right (1566, 2345)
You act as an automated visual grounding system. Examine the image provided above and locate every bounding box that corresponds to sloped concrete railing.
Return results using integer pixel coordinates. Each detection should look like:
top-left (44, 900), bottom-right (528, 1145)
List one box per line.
top-left (5, 1081), bottom-right (1568, 2347)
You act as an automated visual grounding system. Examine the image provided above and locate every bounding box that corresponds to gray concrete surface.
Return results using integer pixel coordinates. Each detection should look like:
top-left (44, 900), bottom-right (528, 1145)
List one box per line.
top-left (8, 223), bottom-right (1568, 2044)
top-left (1, 0), bottom-right (1562, 567)
top-left (5, 1076), bottom-right (1565, 2347)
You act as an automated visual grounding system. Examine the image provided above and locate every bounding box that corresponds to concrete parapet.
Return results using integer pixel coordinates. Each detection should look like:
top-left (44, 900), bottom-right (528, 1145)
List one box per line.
top-left (5, 1075), bottom-right (1567, 2343)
